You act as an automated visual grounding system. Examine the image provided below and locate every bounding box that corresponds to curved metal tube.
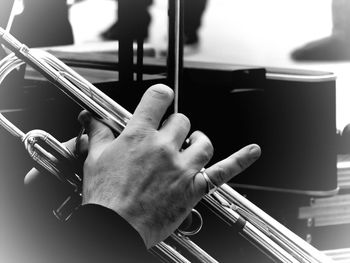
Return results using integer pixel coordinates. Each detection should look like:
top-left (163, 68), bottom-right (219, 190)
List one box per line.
top-left (0, 27), bottom-right (218, 263)
top-left (0, 27), bottom-right (335, 263)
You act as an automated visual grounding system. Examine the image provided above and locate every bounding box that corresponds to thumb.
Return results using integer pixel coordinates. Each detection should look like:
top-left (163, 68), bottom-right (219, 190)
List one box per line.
top-left (78, 111), bottom-right (115, 158)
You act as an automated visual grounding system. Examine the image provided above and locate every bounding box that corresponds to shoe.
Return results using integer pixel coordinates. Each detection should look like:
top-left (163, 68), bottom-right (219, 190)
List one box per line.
top-left (101, 23), bottom-right (120, 41)
top-left (291, 34), bottom-right (350, 61)
top-left (183, 42), bottom-right (200, 56)
top-left (291, 0), bottom-right (350, 61)
top-left (158, 38), bottom-right (200, 57)
top-left (101, 22), bottom-right (149, 41)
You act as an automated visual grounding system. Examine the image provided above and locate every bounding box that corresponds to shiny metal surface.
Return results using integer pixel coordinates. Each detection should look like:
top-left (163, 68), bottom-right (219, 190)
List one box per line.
top-left (0, 27), bottom-right (336, 263)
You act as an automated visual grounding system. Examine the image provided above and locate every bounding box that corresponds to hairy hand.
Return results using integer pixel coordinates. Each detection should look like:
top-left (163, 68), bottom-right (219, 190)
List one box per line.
top-left (79, 84), bottom-right (261, 248)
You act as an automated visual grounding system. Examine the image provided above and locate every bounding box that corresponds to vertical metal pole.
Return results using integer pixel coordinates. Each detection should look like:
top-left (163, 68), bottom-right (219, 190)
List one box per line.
top-left (167, 0), bottom-right (184, 113)
top-left (118, 0), bottom-right (135, 85)
top-left (136, 38), bottom-right (144, 83)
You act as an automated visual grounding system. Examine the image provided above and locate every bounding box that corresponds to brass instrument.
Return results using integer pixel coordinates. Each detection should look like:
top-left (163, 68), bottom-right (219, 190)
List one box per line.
top-left (0, 27), bottom-right (335, 263)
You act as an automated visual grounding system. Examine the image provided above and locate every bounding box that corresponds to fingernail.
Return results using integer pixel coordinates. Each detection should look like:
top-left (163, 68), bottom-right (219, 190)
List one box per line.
top-left (249, 144), bottom-right (261, 159)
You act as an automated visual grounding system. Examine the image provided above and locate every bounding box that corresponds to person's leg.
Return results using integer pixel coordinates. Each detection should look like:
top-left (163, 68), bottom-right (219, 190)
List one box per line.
top-left (159, 0), bottom-right (208, 57)
top-left (101, 0), bottom-right (153, 41)
top-left (291, 0), bottom-right (350, 61)
top-left (100, 1), bottom-right (119, 40)
top-left (11, 0), bottom-right (74, 47)
top-left (332, 0), bottom-right (350, 38)
top-left (183, 0), bottom-right (208, 45)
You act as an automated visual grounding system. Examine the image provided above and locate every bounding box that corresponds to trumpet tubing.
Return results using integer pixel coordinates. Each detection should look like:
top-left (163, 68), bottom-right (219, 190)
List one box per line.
top-left (0, 27), bottom-right (335, 262)
top-left (0, 27), bottom-right (216, 263)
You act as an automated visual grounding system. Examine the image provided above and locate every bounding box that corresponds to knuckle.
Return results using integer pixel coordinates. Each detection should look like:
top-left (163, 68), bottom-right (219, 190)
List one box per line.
top-left (204, 140), bottom-right (214, 159)
top-left (235, 155), bottom-right (249, 171)
top-left (191, 144), bottom-right (213, 167)
top-left (122, 127), bottom-right (148, 142)
top-left (175, 113), bottom-right (191, 129)
top-left (200, 146), bottom-right (213, 164)
top-left (197, 131), bottom-right (214, 160)
top-left (156, 139), bottom-right (174, 157)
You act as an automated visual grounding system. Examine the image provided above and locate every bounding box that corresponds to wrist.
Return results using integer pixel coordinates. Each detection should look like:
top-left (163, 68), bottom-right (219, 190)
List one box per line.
top-left (82, 197), bottom-right (155, 247)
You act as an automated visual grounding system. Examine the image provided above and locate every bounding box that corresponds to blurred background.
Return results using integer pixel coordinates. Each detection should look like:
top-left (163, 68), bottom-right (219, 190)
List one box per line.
top-left (1, 0), bottom-right (350, 262)
top-left (68, 0), bottom-right (350, 131)
top-left (66, 0), bottom-right (350, 260)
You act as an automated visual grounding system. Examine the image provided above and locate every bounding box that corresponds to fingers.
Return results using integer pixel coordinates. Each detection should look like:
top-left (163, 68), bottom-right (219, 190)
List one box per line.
top-left (24, 135), bottom-right (88, 186)
top-left (194, 144), bottom-right (261, 195)
top-left (64, 135), bottom-right (89, 157)
top-left (126, 84), bottom-right (174, 131)
top-left (24, 167), bottom-right (42, 185)
top-left (78, 110), bottom-right (115, 159)
top-left (181, 131), bottom-right (213, 168)
top-left (159, 113), bottom-right (191, 149)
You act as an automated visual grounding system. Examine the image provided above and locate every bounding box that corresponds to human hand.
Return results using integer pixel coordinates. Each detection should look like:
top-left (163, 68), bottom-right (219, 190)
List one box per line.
top-left (24, 135), bottom-right (88, 185)
top-left (24, 135), bottom-right (88, 212)
top-left (79, 84), bottom-right (261, 248)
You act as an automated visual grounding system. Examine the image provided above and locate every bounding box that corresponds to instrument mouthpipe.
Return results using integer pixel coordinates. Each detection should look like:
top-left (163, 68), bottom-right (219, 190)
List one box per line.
top-left (0, 27), bottom-right (128, 135)
top-left (0, 28), bottom-right (217, 263)
top-left (0, 27), bottom-right (335, 263)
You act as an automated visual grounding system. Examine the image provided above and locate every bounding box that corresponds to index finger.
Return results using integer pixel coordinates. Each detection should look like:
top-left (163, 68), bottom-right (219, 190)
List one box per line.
top-left (126, 84), bottom-right (174, 130)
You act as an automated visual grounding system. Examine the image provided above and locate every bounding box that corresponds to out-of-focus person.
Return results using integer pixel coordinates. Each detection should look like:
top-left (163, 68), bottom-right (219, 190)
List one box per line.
top-left (101, 0), bottom-right (208, 55)
top-left (291, 0), bottom-right (350, 61)
top-left (10, 0), bottom-right (74, 47)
